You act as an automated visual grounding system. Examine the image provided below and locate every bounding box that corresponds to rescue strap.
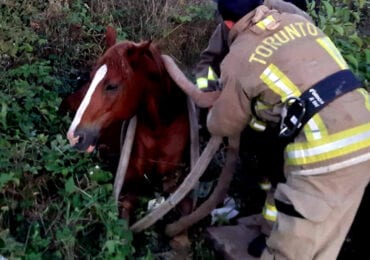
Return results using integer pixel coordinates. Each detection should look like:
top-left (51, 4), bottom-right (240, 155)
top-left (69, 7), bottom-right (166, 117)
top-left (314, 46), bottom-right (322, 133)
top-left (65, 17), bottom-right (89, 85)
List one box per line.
top-left (275, 199), bottom-right (304, 219)
top-left (279, 70), bottom-right (362, 139)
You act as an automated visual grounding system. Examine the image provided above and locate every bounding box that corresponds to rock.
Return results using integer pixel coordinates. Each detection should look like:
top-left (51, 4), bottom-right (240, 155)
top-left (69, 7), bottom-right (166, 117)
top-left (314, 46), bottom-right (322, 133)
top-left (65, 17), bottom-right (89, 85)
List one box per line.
top-left (206, 215), bottom-right (263, 260)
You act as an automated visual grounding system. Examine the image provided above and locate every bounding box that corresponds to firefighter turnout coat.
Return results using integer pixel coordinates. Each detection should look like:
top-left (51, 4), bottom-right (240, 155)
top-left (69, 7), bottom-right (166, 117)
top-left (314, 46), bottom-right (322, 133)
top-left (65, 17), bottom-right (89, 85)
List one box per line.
top-left (194, 0), bottom-right (312, 93)
top-left (207, 5), bottom-right (370, 260)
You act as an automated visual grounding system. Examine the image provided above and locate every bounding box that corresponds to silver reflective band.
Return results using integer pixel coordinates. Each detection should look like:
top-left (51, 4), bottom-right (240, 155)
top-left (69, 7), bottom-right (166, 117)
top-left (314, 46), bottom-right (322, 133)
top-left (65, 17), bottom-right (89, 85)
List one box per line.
top-left (287, 130), bottom-right (370, 160)
top-left (250, 117), bottom-right (267, 131)
top-left (259, 182), bottom-right (272, 191)
top-left (291, 152), bottom-right (370, 176)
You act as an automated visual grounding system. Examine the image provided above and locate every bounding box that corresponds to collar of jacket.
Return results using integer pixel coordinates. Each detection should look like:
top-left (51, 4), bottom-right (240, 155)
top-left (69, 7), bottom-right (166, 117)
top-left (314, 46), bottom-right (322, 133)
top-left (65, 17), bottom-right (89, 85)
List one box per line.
top-left (228, 4), bottom-right (280, 45)
top-left (224, 20), bottom-right (235, 29)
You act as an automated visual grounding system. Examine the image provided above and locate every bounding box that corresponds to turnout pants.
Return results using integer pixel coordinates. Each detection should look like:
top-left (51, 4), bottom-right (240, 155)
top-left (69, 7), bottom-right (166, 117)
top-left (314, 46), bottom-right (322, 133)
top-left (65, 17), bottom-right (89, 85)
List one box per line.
top-left (261, 159), bottom-right (370, 260)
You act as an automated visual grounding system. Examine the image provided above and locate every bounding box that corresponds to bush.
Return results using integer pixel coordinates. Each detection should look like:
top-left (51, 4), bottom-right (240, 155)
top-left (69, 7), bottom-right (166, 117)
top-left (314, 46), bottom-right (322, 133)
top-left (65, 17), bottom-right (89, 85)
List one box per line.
top-left (309, 0), bottom-right (370, 87)
top-left (0, 1), bottom-right (134, 258)
top-left (0, 59), bottom-right (134, 258)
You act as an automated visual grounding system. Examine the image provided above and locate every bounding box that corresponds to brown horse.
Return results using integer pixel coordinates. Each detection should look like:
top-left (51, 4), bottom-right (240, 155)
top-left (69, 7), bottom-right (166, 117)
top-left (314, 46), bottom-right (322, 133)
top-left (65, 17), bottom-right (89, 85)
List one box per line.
top-left (66, 29), bottom-right (191, 218)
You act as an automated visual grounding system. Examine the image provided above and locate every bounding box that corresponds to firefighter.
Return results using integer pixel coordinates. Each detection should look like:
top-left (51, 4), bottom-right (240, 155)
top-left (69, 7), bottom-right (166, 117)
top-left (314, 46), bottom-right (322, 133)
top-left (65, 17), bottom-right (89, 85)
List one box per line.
top-left (194, 0), bottom-right (313, 257)
top-left (206, 0), bottom-right (370, 259)
top-left (194, 0), bottom-right (312, 93)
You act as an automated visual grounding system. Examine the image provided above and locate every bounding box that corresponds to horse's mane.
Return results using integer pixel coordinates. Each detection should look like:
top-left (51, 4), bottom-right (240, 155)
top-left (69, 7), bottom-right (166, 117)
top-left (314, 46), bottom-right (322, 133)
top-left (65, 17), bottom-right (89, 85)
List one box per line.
top-left (98, 41), bottom-right (173, 91)
top-left (148, 43), bottom-right (175, 94)
top-left (147, 43), bottom-right (188, 124)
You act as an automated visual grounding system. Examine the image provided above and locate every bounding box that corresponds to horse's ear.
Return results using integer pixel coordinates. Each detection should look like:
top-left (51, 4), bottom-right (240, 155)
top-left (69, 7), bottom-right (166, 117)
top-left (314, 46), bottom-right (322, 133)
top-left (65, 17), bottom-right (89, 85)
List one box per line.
top-left (141, 40), bottom-right (152, 51)
top-left (105, 26), bottom-right (117, 49)
top-left (128, 41), bottom-right (152, 55)
top-left (126, 41), bottom-right (153, 59)
top-left (126, 41), bottom-right (160, 72)
top-left (139, 41), bottom-right (155, 59)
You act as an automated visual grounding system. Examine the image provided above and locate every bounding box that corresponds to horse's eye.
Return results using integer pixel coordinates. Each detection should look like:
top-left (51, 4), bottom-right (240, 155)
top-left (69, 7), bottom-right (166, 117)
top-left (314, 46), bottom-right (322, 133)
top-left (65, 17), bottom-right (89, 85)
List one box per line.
top-left (105, 84), bottom-right (118, 91)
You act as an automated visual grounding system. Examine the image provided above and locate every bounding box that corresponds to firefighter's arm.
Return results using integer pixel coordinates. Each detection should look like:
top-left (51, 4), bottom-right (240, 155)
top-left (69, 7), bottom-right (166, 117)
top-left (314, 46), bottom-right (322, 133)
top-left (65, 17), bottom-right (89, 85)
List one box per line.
top-left (207, 74), bottom-right (252, 137)
top-left (194, 23), bottom-right (230, 92)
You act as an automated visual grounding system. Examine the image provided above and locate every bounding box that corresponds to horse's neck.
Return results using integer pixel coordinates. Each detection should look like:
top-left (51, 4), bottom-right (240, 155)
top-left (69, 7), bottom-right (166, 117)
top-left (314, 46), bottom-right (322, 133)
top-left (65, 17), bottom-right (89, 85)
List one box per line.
top-left (138, 80), bottom-right (187, 130)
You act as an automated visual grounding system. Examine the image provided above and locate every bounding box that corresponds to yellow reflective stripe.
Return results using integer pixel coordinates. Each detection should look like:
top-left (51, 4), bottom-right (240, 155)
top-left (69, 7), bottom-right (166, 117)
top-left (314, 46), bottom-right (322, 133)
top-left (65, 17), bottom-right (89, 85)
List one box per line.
top-left (286, 122), bottom-right (370, 165)
top-left (304, 114), bottom-right (329, 141)
top-left (197, 67), bottom-right (218, 89)
top-left (260, 64), bottom-right (301, 102)
top-left (259, 181), bottom-right (272, 191)
top-left (196, 77), bottom-right (208, 89)
top-left (256, 15), bottom-right (275, 30)
top-left (207, 67), bottom-right (217, 81)
top-left (263, 203), bottom-right (277, 222)
top-left (260, 64), bottom-right (328, 140)
top-left (357, 88), bottom-right (370, 111)
top-left (249, 116), bottom-right (267, 131)
top-left (316, 37), bottom-right (348, 70)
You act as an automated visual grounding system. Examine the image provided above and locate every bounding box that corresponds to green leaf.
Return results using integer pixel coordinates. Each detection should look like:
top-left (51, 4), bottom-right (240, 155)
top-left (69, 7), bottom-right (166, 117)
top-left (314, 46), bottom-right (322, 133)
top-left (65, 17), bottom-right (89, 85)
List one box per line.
top-left (65, 177), bottom-right (76, 194)
top-left (358, 0), bottom-right (366, 8)
top-left (323, 1), bottom-right (334, 18)
top-left (332, 24), bottom-right (344, 36)
top-left (345, 54), bottom-right (359, 69)
top-left (1, 102), bottom-right (7, 129)
top-left (349, 34), bottom-right (363, 47)
top-left (104, 240), bottom-right (117, 254)
top-left (22, 43), bottom-right (33, 52)
top-left (365, 49), bottom-right (370, 65)
top-left (0, 173), bottom-right (18, 189)
top-left (89, 167), bottom-right (113, 183)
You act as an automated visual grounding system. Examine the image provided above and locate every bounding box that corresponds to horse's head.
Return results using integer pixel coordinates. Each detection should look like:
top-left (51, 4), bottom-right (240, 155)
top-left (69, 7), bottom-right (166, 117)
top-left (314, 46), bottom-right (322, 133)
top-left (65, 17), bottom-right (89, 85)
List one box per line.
top-left (67, 29), bottom-right (169, 152)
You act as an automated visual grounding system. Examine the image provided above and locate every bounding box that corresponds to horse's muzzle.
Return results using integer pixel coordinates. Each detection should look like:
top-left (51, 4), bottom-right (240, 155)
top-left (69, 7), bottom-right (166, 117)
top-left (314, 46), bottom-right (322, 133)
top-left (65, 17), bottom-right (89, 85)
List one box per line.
top-left (67, 128), bottom-right (99, 153)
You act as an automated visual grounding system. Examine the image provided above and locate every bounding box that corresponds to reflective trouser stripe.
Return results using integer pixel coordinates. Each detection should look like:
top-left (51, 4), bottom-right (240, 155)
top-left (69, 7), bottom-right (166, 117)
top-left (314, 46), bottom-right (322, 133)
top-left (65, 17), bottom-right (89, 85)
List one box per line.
top-left (260, 64), bottom-right (328, 141)
top-left (263, 202), bottom-right (278, 222)
top-left (256, 15), bottom-right (276, 30)
top-left (357, 88), bottom-right (370, 111)
top-left (286, 122), bottom-right (370, 165)
top-left (316, 37), bottom-right (348, 70)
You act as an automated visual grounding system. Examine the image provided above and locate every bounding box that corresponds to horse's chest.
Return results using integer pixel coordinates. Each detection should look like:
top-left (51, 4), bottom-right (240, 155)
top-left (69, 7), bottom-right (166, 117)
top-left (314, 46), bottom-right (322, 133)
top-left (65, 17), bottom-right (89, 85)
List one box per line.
top-left (129, 122), bottom-right (189, 178)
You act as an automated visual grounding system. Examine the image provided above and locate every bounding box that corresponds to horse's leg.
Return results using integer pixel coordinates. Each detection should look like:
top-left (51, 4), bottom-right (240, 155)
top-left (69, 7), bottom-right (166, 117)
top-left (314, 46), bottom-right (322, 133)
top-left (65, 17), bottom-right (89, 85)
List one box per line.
top-left (118, 172), bottom-right (141, 222)
top-left (168, 192), bottom-right (194, 257)
top-left (118, 192), bottom-right (139, 222)
top-left (177, 196), bottom-right (193, 216)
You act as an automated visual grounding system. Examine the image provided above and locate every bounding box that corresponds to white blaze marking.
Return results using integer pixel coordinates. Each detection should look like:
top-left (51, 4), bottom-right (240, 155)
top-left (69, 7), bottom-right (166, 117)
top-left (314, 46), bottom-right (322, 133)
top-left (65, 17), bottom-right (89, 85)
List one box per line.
top-left (67, 64), bottom-right (108, 145)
